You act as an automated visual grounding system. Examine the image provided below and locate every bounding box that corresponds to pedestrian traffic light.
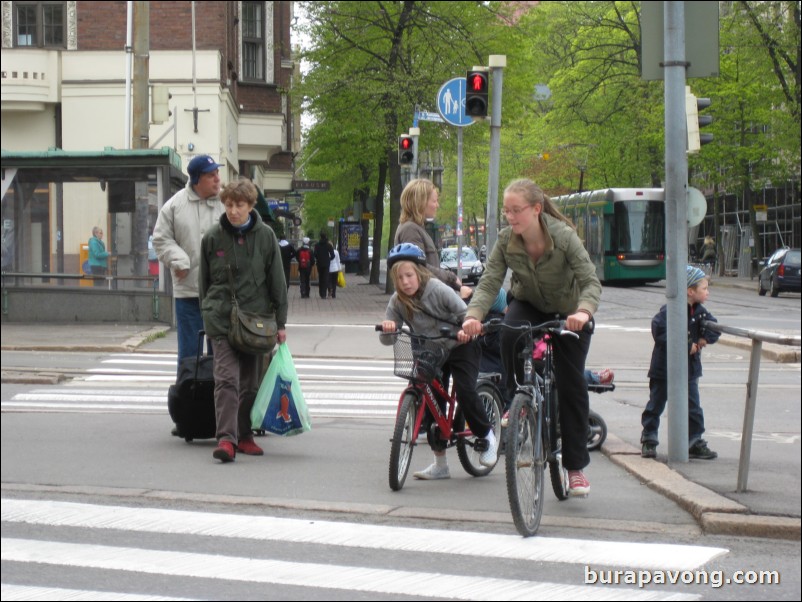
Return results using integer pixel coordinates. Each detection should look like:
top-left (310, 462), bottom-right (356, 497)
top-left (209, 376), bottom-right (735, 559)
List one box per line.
top-left (686, 90), bottom-right (714, 153)
top-left (465, 69), bottom-right (489, 117)
top-left (398, 135), bottom-right (415, 165)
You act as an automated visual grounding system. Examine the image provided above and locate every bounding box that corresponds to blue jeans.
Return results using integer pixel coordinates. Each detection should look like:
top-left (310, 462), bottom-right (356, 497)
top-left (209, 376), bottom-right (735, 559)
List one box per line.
top-left (175, 297), bottom-right (207, 364)
top-left (641, 378), bottom-right (705, 447)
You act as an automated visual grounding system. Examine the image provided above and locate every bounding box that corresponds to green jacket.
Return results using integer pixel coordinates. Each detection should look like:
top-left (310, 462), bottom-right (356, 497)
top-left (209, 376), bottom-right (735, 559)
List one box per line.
top-left (199, 211), bottom-right (288, 338)
top-left (467, 214), bottom-right (601, 321)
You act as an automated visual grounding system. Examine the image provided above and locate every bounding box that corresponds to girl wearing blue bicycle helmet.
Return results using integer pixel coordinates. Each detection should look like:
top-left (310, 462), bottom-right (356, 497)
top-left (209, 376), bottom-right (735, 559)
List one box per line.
top-left (380, 243), bottom-right (496, 480)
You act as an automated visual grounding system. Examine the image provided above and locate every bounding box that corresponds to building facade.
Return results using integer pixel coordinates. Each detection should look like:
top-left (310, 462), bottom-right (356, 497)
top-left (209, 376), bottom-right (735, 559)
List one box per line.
top-left (1, 0), bottom-right (295, 280)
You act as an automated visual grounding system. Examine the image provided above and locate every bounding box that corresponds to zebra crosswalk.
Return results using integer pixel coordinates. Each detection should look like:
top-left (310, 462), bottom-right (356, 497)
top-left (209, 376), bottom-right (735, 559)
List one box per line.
top-left (2, 353), bottom-right (402, 418)
top-left (1, 497), bottom-right (725, 600)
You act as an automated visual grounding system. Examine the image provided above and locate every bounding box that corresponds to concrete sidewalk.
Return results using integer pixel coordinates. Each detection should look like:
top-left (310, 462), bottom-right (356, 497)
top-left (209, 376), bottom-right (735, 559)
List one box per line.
top-left (1, 273), bottom-right (799, 540)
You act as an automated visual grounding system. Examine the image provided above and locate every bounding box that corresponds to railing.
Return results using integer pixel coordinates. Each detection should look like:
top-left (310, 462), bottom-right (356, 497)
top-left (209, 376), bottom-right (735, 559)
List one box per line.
top-left (1, 272), bottom-right (162, 320)
top-left (702, 319), bottom-right (801, 492)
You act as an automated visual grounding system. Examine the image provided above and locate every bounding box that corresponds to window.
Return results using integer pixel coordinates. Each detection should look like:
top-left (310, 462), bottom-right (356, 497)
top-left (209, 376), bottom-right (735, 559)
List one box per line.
top-left (242, 2), bottom-right (264, 80)
top-left (14, 2), bottom-right (66, 48)
top-left (241, 1), bottom-right (274, 83)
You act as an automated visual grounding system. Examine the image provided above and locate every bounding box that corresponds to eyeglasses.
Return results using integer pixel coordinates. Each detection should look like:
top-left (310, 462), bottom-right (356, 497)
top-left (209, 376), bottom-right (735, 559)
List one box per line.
top-left (500, 205), bottom-right (531, 217)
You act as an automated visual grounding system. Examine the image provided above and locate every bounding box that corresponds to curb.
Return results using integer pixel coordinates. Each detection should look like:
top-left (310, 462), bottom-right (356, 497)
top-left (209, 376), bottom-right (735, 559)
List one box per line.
top-left (716, 335), bottom-right (801, 363)
top-left (602, 435), bottom-right (801, 541)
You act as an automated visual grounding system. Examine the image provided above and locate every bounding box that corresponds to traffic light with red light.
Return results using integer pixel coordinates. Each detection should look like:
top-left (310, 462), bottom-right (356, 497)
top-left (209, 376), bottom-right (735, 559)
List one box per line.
top-left (398, 134), bottom-right (415, 165)
top-left (465, 69), bottom-right (489, 117)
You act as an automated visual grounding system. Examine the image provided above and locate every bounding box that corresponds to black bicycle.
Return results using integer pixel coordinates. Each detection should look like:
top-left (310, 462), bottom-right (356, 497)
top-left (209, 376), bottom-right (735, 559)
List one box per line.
top-left (485, 318), bottom-right (581, 537)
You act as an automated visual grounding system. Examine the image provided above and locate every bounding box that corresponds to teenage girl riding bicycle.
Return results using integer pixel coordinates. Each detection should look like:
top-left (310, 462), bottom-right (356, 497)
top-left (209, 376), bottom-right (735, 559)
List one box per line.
top-left (462, 178), bottom-right (602, 497)
top-left (380, 243), bottom-right (498, 480)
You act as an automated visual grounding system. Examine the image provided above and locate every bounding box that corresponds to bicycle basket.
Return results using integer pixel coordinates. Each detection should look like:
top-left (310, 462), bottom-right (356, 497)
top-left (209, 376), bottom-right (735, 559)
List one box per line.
top-left (392, 333), bottom-right (447, 383)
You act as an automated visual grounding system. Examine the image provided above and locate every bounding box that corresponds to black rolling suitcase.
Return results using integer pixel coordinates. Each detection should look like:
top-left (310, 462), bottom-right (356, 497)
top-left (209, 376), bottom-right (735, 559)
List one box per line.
top-left (168, 330), bottom-right (216, 441)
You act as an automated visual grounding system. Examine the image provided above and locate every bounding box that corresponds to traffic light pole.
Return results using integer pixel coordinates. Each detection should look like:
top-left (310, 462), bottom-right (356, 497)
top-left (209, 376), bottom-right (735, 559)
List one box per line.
top-left (456, 127), bottom-right (464, 282)
top-left (664, 1), bottom-right (690, 464)
top-left (485, 55), bottom-right (506, 254)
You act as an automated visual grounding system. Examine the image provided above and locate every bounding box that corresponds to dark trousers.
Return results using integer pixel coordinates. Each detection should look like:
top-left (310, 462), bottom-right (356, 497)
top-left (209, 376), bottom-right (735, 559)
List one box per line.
top-left (444, 340), bottom-right (492, 439)
top-left (299, 268), bottom-right (311, 298)
top-left (210, 336), bottom-right (259, 444)
top-left (92, 265), bottom-right (107, 287)
top-left (328, 271), bottom-right (339, 298)
top-left (317, 263), bottom-right (330, 298)
top-left (641, 377), bottom-right (705, 447)
top-left (501, 300), bottom-right (592, 470)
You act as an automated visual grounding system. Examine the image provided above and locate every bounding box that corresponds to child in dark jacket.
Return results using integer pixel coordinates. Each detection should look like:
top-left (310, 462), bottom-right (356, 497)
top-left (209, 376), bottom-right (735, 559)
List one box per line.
top-left (641, 266), bottom-right (721, 460)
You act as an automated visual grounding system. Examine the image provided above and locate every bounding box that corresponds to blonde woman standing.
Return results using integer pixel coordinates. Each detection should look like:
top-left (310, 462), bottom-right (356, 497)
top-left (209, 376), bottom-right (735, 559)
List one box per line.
top-left (394, 178), bottom-right (472, 299)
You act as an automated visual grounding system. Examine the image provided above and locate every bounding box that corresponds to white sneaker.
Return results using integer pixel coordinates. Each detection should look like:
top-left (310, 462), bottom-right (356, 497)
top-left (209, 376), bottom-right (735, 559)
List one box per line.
top-left (479, 431), bottom-right (498, 467)
top-left (413, 463), bottom-right (450, 480)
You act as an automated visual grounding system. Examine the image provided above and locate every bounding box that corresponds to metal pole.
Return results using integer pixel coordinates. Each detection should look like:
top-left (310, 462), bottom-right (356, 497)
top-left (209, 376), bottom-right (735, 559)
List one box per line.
top-left (456, 127), bottom-right (464, 282)
top-left (737, 340), bottom-right (762, 491)
top-left (485, 55), bottom-right (506, 254)
top-left (664, 1), bottom-right (690, 463)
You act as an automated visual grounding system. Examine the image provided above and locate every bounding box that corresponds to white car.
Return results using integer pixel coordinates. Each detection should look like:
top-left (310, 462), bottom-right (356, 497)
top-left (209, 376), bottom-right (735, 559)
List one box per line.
top-left (439, 247), bottom-right (484, 284)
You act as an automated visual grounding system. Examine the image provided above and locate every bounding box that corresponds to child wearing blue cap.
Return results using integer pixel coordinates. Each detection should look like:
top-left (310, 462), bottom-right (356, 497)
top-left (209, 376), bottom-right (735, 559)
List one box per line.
top-left (640, 266), bottom-right (720, 460)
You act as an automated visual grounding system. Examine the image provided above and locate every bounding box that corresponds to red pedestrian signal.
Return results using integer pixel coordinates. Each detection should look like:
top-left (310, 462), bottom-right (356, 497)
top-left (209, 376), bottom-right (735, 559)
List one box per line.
top-left (398, 135), bottom-right (415, 165)
top-left (466, 69), bottom-right (489, 117)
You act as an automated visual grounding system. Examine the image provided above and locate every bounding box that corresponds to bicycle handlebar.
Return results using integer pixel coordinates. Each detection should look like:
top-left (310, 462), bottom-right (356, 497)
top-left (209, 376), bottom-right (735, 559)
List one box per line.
top-left (375, 324), bottom-right (459, 341)
top-left (482, 318), bottom-right (582, 339)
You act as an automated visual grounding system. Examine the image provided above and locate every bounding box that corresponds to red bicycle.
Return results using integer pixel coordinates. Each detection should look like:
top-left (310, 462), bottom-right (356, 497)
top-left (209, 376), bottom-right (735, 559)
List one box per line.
top-left (378, 326), bottom-right (504, 491)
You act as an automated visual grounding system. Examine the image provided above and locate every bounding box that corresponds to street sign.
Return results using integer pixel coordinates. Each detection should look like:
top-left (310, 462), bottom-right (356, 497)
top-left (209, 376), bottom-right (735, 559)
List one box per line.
top-left (437, 78), bottom-right (474, 127)
top-left (292, 180), bottom-right (330, 192)
top-left (416, 110), bottom-right (445, 123)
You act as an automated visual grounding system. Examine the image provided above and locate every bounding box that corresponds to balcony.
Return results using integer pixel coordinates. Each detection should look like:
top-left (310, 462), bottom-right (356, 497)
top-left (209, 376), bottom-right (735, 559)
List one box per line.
top-left (0, 49), bottom-right (61, 110)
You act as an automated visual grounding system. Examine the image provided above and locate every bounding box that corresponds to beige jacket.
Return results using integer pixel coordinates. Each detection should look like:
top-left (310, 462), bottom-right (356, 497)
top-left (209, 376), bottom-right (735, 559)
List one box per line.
top-left (152, 181), bottom-right (224, 298)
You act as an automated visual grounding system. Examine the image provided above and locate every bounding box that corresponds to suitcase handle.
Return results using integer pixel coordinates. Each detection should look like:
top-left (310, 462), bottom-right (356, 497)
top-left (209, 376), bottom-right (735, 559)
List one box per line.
top-left (194, 329), bottom-right (207, 385)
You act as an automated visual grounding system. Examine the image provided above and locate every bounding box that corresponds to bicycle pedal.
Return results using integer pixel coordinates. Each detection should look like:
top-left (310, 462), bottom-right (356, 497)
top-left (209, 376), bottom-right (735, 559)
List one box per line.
top-left (473, 438), bottom-right (489, 452)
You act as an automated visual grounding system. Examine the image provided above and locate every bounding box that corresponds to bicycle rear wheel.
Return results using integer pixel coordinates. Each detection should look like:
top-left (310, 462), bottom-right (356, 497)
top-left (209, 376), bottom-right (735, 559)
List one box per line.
top-left (389, 392), bottom-right (418, 491)
top-left (456, 382), bottom-right (503, 476)
top-left (505, 392), bottom-right (544, 537)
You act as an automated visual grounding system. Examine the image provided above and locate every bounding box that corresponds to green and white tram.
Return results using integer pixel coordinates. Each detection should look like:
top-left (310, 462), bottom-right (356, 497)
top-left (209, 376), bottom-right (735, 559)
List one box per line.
top-left (553, 188), bottom-right (666, 284)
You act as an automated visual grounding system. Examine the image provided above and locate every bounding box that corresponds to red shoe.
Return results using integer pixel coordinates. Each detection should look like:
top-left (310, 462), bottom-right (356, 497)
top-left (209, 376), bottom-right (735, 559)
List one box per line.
top-left (597, 369), bottom-right (615, 385)
top-left (567, 470), bottom-right (590, 497)
top-left (213, 440), bottom-right (236, 463)
top-left (237, 438), bottom-right (264, 456)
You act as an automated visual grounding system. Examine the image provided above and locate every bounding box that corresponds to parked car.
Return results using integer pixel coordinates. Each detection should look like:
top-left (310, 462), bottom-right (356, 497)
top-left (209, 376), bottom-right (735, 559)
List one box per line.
top-left (368, 242), bottom-right (374, 260)
top-left (439, 246), bottom-right (484, 284)
top-left (758, 248), bottom-right (801, 297)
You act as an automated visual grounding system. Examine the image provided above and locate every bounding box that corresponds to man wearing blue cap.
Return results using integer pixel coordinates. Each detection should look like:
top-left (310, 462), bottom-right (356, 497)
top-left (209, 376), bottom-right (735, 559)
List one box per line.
top-left (153, 155), bottom-right (225, 366)
top-left (640, 266), bottom-right (721, 460)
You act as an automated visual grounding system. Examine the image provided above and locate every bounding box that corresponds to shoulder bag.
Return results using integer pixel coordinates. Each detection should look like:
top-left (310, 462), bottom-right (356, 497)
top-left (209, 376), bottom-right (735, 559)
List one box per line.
top-left (227, 264), bottom-right (278, 355)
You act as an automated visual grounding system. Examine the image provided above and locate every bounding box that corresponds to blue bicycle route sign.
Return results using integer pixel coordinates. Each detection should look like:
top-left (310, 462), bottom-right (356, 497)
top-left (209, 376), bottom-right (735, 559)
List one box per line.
top-left (437, 77), bottom-right (474, 127)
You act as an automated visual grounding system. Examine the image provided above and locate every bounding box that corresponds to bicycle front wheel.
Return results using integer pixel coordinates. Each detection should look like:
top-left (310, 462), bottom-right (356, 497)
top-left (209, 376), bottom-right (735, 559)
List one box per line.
top-left (457, 382), bottom-right (503, 477)
top-left (505, 392), bottom-right (545, 537)
top-left (389, 392), bottom-right (418, 491)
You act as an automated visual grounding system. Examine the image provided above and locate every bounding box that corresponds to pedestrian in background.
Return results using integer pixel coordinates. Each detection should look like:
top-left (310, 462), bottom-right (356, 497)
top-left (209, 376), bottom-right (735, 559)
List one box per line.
top-left (153, 155), bottom-right (224, 364)
top-left (640, 266), bottom-right (720, 460)
top-left (88, 226), bottom-right (112, 287)
top-left (199, 178), bottom-right (287, 463)
top-left (395, 178), bottom-right (472, 300)
top-left (296, 237), bottom-right (314, 298)
top-left (462, 178), bottom-right (601, 498)
top-left (329, 244), bottom-right (343, 299)
top-left (314, 230), bottom-right (335, 299)
top-left (278, 234), bottom-right (296, 289)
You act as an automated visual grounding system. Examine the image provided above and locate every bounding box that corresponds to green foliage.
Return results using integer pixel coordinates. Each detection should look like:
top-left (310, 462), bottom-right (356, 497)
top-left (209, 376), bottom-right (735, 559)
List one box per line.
top-left (295, 0), bottom-right (800, 237)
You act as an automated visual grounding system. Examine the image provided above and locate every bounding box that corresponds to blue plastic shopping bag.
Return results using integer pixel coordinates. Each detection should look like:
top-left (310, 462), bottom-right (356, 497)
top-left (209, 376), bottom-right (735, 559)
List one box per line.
top-left (250, 344), bottom-right (311, 436)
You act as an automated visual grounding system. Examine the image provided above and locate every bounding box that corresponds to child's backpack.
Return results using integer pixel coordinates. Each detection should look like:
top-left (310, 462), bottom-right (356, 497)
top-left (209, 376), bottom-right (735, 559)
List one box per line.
top-left (297, 247), bottom-right (311, 270)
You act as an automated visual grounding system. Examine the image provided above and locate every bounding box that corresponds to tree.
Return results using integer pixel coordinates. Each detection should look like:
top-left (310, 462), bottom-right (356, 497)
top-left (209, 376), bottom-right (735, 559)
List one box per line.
top-left (296, 1), bottom-right (502, 287)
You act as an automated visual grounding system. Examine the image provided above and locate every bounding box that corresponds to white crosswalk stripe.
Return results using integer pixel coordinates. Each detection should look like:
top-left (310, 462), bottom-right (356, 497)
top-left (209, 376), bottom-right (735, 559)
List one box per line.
top-left (2, 354), bottom-right (402, 417)
top-left (1, 498), bottom-right (723, 600)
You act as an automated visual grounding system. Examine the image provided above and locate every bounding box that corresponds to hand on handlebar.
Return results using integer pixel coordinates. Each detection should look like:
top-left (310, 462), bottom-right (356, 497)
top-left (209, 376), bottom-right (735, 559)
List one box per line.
top-left (380, 320), bottom-right (398, 334)
top-left (564, 311), bottom-right (591, 332)
top-left (462, 316), bottom-right (483, 336)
